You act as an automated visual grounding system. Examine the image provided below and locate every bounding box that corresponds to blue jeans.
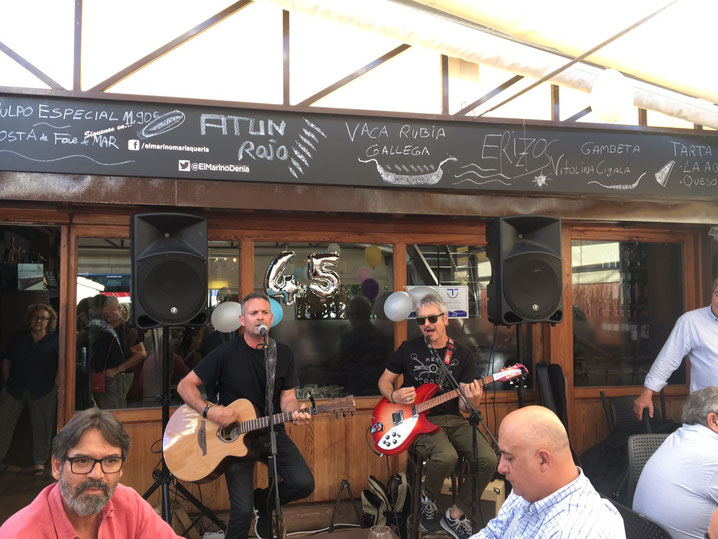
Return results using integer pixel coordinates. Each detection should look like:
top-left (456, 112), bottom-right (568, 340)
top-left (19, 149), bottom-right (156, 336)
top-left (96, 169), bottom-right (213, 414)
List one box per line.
top-left (224, 427), bottom-right (314, 539)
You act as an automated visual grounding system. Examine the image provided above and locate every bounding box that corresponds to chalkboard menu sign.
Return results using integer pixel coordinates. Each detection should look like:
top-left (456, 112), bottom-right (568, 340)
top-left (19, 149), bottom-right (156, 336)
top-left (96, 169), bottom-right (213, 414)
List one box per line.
top-left (1, 93), bottom-right (717, 199)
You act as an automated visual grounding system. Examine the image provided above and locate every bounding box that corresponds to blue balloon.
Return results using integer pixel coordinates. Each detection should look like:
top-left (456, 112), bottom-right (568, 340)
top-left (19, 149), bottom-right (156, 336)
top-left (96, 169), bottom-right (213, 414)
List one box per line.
top-left (269, 297), bottom-right (284, 327)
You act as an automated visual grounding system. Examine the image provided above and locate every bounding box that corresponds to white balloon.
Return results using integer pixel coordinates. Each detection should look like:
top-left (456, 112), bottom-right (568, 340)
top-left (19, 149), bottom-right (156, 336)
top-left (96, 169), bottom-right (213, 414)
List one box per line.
top-left (408, 286), bottom-right (437, 307)
top-left (591, 69), bottom-right (634, 123)
top-left (327, 242), bottom-right (341, 255)
top-left (384, 291), bottom-right (413, 322)
top-left (211, 301), bottom-right (242, 333)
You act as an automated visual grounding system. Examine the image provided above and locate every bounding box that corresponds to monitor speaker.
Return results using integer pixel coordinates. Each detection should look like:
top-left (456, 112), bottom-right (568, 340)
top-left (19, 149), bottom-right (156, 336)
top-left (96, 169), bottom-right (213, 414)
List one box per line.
top-left (131, 213), bottom-right (208, 329)
top-left (486, 215), bottom-right (563, 325)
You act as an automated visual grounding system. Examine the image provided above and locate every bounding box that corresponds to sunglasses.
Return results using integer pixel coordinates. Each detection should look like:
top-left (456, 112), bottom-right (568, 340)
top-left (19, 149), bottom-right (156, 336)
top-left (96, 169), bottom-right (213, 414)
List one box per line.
top-left (416, 313), bottom-right (444, 325)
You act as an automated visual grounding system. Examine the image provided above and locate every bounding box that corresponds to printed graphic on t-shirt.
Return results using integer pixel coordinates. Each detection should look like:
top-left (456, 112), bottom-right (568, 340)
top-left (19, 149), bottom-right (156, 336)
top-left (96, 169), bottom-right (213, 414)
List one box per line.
top-left (409, 352), bottom-right (459, 390)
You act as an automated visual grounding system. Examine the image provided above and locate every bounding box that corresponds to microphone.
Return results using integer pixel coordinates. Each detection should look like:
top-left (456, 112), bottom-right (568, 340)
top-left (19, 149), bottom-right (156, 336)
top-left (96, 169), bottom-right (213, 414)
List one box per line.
top-left (258, 325), bottom-right (268, 337)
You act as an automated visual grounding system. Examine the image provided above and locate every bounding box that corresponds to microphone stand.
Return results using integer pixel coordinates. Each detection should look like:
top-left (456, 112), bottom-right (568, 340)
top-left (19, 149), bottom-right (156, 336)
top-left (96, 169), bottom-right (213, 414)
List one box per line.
top-left (425, 337), bottom-right (499, 529)
top-left (262, 328), bottom-right (284, 539)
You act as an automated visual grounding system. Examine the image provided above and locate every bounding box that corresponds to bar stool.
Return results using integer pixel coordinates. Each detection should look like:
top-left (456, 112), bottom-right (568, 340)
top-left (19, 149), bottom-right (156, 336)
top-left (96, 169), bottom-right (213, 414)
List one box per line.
top-left (406, 448), bottom-right (464, 539)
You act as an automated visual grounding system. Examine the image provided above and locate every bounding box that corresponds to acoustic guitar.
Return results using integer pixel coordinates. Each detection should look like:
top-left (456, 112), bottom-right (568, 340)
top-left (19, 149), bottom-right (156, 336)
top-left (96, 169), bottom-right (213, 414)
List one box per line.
top-left (370, 364), bottom-right (527, 455)
top-left (163, 395), bottom-right (356, 483)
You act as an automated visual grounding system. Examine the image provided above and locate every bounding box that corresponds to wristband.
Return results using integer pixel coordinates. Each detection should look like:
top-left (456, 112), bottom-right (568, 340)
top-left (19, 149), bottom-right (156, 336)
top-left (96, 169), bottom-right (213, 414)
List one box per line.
top-left (390, 390), bottom-right (396, 404)
top-left (202, 404), bottom-right (212, 419)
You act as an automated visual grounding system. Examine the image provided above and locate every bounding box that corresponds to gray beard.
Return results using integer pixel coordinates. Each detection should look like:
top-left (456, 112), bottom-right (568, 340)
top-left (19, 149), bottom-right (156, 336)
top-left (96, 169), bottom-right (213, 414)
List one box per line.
top-left (59, 477), bottom-right (115, 517)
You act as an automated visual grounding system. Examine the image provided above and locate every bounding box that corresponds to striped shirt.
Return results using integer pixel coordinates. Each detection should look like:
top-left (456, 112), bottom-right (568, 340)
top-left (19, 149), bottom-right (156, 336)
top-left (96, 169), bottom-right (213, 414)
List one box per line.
top-left (473, 469), bottom-right (625, 539)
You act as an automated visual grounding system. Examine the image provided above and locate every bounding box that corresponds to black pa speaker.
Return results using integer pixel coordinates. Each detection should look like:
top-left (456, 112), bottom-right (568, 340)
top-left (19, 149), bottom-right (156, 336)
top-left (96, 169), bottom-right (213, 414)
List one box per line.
top-left (486, 215), bottom-right (563, 325)
top-left (131, 213), bottom-right (208, 329)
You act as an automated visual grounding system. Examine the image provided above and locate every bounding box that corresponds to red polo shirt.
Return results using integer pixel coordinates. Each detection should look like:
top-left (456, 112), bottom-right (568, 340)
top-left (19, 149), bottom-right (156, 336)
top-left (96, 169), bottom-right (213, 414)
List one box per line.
top-left (0, 482), bottom-right (182, 538)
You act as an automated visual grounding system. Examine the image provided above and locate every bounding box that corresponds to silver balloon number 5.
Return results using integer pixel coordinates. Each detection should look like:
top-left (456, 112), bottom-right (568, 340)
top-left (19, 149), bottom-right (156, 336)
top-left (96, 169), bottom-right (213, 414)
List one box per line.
top-left (265, 250), bottom-right (341, 305)
top-left (306, 252), bottom-right (340, 299)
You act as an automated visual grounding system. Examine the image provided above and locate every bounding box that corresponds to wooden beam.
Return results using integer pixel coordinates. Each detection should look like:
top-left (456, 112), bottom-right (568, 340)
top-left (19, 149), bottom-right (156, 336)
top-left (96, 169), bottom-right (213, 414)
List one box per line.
top-left (73, 0), bottom-right (83, 90)
top-left (283, 10), bottom-right (290, 106)
top-left (0, 40), bottom-right (64, 89)
top-left (296, 44), bottom-right (411, 107)
top-left (454, 75), bottom-right (523, 117)
top-left (564, 106), bottom-right (592, 123)
top-left (88, 0), bottom-right (253, 92)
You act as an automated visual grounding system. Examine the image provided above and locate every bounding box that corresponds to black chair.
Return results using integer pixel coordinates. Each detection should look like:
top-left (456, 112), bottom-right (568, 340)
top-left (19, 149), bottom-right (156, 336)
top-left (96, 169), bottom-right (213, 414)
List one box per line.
top-left (626, 433), bottom-right (669, 507)
top-left (608, 499), bottom-right (672, 539)
top-left (600, 391), bottom-right (665, 434)
top-left (600, 390), bottom-right (678, 436)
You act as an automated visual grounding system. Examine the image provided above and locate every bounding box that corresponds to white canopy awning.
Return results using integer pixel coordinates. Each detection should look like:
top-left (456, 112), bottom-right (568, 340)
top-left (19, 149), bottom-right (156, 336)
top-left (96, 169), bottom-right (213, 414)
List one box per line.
top-left (261, 0), bottom-right (718, 128)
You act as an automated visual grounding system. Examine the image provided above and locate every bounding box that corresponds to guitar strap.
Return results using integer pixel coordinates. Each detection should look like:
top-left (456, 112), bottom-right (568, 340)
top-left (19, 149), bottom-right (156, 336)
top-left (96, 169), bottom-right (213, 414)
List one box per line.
top-left (436, 337), bottom-right (455, 388)
top-left (264, 337), bottom-right (278, 415)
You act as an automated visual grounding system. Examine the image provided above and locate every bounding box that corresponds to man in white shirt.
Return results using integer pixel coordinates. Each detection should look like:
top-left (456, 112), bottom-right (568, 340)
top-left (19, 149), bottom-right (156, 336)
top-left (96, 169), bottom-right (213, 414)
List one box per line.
top-left (634, 278), bottom-right (718, 420)
top-left (473, 406), bottom-right (625, 539)
top-left (633, 386), bottom-right (718, 539)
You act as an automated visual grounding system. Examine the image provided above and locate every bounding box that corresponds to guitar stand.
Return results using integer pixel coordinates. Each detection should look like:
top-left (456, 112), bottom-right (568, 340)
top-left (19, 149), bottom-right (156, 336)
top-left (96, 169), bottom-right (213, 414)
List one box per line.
top-left (329, 479), bottom-right (363, 532)
top-left (142, 326), bottom-right (225, 533)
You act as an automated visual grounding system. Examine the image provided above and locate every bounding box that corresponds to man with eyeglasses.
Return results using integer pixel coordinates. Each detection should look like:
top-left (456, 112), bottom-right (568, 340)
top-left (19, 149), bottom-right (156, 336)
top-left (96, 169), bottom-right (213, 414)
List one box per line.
top-left (378, 293), bottom-right (497, 539)
top-left (0, 407), bottom-right (181, 538)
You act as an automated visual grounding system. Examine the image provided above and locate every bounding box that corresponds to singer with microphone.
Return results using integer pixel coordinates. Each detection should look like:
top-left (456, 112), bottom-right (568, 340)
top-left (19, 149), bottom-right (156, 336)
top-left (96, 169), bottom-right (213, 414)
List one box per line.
top-left (177, 292), bottom-right (315, 539)
top-left (377, 293), bottom-right (497, 539)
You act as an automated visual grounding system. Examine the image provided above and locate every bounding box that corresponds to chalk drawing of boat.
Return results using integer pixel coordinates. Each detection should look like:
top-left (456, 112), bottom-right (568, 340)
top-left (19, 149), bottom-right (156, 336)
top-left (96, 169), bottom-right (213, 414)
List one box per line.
top-left (359, 156), bottom-right (457, 185)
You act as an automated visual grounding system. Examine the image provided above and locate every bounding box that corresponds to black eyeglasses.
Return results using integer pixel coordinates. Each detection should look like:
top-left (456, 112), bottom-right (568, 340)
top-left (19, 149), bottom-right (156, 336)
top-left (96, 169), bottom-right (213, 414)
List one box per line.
top-left (65, 455), bottom-right (125, 474)
top-left (416, 313), bottom-right (444, 325)
top-left (32, 315), bottom-right (50, 321)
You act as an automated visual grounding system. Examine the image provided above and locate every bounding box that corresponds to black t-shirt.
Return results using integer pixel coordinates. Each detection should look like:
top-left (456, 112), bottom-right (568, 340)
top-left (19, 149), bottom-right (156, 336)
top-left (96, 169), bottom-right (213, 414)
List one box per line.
top-left (193, 335), bottom-right (299, 416)
top-left (4, 330), bottom-right (59, 399)
top-left (385, 336), bottom-right (475, 416)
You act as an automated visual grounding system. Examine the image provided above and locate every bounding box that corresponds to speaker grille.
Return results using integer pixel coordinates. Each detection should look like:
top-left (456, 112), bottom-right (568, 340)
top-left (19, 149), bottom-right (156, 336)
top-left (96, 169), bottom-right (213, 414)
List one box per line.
top-left (504, 252), bottom-right (561, 321)
top-left (136, 254), bottom-right (207, 326)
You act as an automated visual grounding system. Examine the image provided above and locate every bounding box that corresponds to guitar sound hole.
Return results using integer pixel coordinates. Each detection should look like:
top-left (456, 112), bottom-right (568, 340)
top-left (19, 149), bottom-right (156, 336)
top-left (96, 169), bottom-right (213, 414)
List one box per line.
top-left (218, 427), bottom-right (240, 442)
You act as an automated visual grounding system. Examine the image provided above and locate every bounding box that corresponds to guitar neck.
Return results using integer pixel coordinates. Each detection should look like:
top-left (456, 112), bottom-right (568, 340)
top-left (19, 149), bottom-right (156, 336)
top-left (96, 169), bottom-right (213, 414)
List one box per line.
top-left (415, 373), bottom-right (495, 414)
top-left (231, 405), bottom-right (324, 434)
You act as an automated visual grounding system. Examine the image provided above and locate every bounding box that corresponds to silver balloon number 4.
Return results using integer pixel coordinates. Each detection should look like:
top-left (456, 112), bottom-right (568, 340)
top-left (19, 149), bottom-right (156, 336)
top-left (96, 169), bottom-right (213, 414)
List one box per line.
top-left (265, 250), bottom-right (341, 305)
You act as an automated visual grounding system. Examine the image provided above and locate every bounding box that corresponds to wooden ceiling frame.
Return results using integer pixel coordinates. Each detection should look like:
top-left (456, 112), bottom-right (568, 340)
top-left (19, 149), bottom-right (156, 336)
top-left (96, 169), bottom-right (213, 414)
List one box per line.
top-left (0, 40), bottom-right (63, 89)
top-left (453, 74), bottom-right (524, 117)
top-left (87, 0), bottom-right (254, 92)
top-left (295, 43), bottom-right (411, 107)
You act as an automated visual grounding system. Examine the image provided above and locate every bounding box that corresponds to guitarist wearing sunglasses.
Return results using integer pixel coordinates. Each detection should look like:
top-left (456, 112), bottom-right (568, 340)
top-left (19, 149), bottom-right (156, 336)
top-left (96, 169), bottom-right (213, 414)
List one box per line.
top-left (177, 292), bottom-right (315, 539)
top-left (377, 294), bottom-right (497, 539)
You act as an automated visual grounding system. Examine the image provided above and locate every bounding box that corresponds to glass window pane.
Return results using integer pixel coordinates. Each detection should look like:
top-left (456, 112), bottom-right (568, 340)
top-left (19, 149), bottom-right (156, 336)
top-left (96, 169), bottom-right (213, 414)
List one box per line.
top-left (75, 238), bottom-right (240, 410)
top-left (572, 240), bottom-right (684, 387)
top-left (408, 244), bottom-right (532, 389)
top-left (0, 225), bottom-right (61, 470)
top-left (254, 242), bottom-right (394, 397)
top-left (75, 237), bottom-right (134, 410)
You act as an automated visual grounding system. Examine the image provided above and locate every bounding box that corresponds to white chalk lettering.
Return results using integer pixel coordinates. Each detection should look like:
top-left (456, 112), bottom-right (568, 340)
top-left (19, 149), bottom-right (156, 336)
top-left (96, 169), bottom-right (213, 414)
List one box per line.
top-left (580, 142), bottom-right (640, 155)
top-left (670, 141), bottom-right (712, 157)
top-left (201, 114), bottom-right (286, 137)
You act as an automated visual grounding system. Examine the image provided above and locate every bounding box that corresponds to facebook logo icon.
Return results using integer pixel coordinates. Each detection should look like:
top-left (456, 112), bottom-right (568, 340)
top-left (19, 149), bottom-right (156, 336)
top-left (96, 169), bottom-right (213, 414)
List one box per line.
top-left (127, 139), bottom-right (140, 151)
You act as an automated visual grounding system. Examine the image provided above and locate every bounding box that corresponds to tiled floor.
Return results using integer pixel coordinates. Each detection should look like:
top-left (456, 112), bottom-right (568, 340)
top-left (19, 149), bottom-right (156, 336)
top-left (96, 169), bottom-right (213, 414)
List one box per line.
top-left (0, 464), bottom-right (55, 524)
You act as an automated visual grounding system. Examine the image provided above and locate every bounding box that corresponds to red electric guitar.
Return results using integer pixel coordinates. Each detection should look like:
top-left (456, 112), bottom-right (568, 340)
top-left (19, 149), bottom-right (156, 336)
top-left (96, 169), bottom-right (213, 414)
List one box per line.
top-left (370, 364), bottom-right (528, 455)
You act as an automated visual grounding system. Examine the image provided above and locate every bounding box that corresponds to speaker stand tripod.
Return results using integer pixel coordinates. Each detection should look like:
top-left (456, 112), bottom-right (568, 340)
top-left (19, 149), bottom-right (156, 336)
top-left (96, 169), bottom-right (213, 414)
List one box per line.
top-left (142, 327), bottom-right (225, 535)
